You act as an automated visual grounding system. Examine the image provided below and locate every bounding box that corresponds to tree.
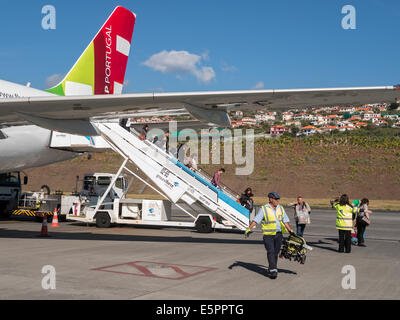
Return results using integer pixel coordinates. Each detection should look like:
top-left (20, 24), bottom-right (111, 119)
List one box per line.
top-left (300, 120), bottom-right (312, 127)
top-left (289, 125), bottom-right (299, 137)
top-left (261, 122), bottom-right (270, 133)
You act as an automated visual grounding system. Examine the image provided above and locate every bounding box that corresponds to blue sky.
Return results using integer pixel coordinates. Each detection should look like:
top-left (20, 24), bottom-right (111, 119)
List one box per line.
top-left (1, 0), bottom-right (400, 93)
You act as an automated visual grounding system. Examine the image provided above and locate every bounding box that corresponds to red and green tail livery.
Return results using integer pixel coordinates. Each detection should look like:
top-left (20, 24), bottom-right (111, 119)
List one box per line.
top-left (46, 6), bottom-right (136, 96)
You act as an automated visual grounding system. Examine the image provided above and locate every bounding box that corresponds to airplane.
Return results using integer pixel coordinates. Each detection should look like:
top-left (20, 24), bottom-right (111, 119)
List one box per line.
top-left (1, 5), bottom-right (400, 175)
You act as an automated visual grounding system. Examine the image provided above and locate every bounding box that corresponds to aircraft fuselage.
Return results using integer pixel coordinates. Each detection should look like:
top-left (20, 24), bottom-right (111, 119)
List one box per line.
top-left (0, 80), bottom-right (81, 173)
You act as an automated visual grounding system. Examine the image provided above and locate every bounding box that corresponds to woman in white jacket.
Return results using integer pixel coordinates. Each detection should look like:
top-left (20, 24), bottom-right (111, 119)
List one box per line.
top-left (289, 196), bottom-right (311, 237)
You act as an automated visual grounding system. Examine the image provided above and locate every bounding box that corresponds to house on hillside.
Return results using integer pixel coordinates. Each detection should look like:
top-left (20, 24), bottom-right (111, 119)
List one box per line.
top-left (242, 117), bottom-right (257, 126)
top-left (383, 114), bottom-right (400, 121)
top-left (378, 106), bottom-right (387, 112)
top-left (270, 126), bottom-right (287, 135)
top-left (285, 120), bottom-right (301, 127)
top-left (363, 112), bottom-right (375, 121)
top-left (231, 121), bottom-right (244, 128)
top-left (373, 119), bottom-right (388, 127)
top-left (255, 114), bottom-right (276, 122)
top-left (322, 125), bottom-right (339, 132)
top-left (282, 112), bottom-right (294, 121)
top-left (349, 114), bottom-right (361, 121)
top-left (339, 106), bottom-right (356, 113)
top-left (300, 125), bottom-right (319, 136)
top-left (338, 126), bottom-right (355, 132)
top-left (328, 114), bottom-right (340, 123)
top-left (353, 121), bottom-right (368, 128)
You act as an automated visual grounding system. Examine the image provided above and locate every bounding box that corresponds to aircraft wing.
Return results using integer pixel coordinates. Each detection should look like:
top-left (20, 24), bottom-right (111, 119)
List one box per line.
top-left (0, 85), bottom-right (399, 134)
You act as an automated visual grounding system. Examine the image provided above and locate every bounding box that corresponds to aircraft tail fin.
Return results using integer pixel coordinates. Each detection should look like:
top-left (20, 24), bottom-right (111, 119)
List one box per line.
top-left (46, 6), bottom-right (136, 96)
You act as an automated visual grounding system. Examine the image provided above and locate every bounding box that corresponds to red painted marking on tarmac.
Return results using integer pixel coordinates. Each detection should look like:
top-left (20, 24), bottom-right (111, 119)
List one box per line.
top-left (168, 265), bottom-right (191, 277)
top-left (127, 262), bottom-right (154, 276)
top-left (92, 261), bottom-right (217, 280)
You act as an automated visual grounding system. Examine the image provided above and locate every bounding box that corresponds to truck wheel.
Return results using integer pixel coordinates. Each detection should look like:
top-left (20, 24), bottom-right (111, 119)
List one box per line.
top-left (96, 212), bottom-right (111, 228)
top-left (0, 203), bottom-right (11, 218)
top-left (195, 216), bottom-right (213, 233)
top-left (1, 211), bottom-right (11, 218)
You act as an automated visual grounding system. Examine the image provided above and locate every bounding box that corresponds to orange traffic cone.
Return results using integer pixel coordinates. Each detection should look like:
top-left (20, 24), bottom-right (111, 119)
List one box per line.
top-left (39, 214), bottom-right (50, 237)
top-left (51, 208), bottom-right (59, 227)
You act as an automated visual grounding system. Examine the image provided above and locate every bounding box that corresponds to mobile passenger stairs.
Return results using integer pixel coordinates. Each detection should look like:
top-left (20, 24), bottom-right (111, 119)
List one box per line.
top-left (66, 122), bottom-right (250, 233)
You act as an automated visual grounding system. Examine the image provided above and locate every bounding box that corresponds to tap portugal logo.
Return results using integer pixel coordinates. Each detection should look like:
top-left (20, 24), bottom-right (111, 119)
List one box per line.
top-left (104, 25), bottom-right (112, 94)
top-left (45, 7), bottom-right (135, 97)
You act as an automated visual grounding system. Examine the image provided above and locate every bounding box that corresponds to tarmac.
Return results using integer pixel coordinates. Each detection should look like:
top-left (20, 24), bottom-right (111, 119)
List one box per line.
top-left (0, 209), bottom-right (399, 300)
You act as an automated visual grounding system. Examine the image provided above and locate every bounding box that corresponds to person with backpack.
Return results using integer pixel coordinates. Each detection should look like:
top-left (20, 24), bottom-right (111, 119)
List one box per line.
top-left (289, 196), bottom-right (311, 237)
top-left (356, 198), bottom-right (372, 247)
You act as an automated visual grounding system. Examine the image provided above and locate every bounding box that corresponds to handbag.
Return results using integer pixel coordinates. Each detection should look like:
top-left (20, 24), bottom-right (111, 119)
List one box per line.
top-left (357, 213), bottom-right (370, 226)
top-left (361, 216), bottom-right (370, 226)
top-left (297, 210), bottom-right (310, 224)
top-left (297, 204), bottom-right (310, 224)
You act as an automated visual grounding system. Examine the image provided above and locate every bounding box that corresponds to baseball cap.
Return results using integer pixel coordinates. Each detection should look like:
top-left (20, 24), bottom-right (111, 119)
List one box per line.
top-left (268, 192), bottom-right (280, 200)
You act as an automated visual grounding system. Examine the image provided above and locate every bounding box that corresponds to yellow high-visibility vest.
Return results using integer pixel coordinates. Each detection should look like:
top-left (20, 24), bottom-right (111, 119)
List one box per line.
top-left (261, 205), bottom-right (288, 235)
top-left (334, 203), bottom-right (358, 230)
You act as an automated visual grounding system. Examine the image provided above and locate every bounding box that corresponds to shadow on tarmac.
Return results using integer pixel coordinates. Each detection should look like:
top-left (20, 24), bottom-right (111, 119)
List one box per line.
top-left (228, 261), bottom-right (297, 278)
top-left (0, 228), bottom-right (266, 245)
top-left (306, 239), bottom-right (339, 253)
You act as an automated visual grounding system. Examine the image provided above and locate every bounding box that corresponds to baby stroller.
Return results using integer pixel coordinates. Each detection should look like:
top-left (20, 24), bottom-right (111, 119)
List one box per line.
top-left (280, 233), bottom-right (312, 264)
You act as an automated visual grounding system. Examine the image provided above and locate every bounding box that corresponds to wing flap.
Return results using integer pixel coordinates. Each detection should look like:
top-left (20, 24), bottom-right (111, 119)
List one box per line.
top-left (0, 86), bottom-right (399, 126)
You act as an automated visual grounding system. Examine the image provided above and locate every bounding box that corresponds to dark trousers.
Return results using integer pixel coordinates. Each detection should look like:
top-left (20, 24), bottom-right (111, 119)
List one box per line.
top-left (263, 232), bottom-right (283, 271)
top-left (356, 221), bottom-right (366, 244)
top-left (338, 229), bottom-right (352, 253)
top-left (296, 222), bottom-right (306, 237)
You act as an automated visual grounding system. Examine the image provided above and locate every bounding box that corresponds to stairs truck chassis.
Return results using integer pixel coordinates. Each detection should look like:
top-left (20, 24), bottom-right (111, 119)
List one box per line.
top-left (66, 196), bottom-right (233, 232)
top-left (67, 122), bottom-right (250, 233)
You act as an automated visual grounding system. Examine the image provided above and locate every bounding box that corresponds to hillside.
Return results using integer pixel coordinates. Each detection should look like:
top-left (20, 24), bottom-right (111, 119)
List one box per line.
top-left (24, 133), bottom-right (400, 204)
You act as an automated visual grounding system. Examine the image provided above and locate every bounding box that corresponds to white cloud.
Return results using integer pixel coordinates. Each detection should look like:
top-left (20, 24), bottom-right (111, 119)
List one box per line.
top-left (143, 50), bottom-right (216, 84)
top-left (252, 81), bottom-right (264, 90)
top-left (221, 62), bottom-right (237, 72)
top-left (45, 73), bottom-right (64, 88)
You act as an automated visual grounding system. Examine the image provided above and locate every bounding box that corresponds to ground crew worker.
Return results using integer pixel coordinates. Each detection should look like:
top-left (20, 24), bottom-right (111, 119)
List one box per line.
top-left (331, 194), bottom-right (362, 253)
top-left (245, 192), bottom-right (295, 279)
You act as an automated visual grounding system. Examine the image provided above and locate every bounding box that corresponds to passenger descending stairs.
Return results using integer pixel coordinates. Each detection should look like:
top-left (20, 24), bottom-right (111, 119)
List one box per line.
top-left (93, 122), bottom-right (250, 231)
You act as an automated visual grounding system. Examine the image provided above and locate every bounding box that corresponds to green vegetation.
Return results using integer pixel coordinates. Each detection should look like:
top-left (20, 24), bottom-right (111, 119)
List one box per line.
top-left (25, 127), bottom-right (400, 205)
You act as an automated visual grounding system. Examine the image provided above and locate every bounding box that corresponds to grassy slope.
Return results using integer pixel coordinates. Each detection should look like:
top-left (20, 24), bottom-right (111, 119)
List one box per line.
top-left (24, 134), bottom-right (400, 210)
